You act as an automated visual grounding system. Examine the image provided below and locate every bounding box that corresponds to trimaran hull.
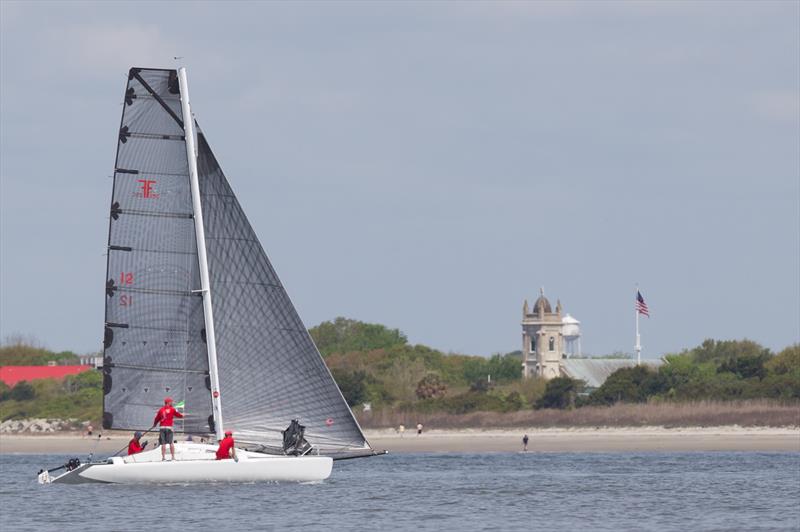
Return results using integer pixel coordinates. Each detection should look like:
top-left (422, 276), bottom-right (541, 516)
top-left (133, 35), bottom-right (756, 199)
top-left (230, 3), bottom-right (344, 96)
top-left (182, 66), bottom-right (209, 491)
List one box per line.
top-left (45, 443), bottom-right (332, 484)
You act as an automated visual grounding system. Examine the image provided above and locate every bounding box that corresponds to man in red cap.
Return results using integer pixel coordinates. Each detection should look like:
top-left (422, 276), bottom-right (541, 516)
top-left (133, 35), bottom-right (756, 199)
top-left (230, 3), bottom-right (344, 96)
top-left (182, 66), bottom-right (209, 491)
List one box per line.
top-left (216, 429), bottom-right (237, 461)
top-left (153, 397), bottom-right (184, 461)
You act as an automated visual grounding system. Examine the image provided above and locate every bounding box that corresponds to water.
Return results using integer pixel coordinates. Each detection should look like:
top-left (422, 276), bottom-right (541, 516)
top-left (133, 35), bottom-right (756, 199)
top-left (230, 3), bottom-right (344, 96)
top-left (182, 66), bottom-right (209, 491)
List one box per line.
top-left (2, 452), bottom-right (799, 531)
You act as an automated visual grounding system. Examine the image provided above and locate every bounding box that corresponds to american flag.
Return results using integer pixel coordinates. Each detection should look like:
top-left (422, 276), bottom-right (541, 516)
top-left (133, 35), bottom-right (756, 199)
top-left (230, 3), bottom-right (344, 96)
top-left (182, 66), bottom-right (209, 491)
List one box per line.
top-left (636, 290), bottom-right (650, 317)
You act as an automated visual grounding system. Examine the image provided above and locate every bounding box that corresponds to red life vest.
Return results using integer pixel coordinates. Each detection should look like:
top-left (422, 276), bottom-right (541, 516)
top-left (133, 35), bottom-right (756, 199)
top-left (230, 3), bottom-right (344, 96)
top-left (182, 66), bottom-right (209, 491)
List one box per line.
top-left (216, 436), bottom-right (235, 460)
top-left (153, 406), bottom-right (183, 427)
top-left (127, 439), bottom-right (144, 455)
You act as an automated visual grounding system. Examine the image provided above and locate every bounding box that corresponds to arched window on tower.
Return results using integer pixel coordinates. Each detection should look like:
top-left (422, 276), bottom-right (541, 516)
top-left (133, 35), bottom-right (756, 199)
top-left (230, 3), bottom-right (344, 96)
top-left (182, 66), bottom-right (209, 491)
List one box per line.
top-left (549, 337), bottom-right (555, 351)
top-left (530, 337), bottom-right (536, 353)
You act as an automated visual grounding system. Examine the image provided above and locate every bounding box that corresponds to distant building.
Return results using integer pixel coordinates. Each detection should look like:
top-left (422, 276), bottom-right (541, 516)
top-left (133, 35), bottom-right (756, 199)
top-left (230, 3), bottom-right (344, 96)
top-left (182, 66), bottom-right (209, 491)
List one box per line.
top-left (521, 288), bottom-right (660, 386)
top-left (79, 355), bottom-right (104, 368)
top-left (0, 365), bottom-right (94, 386)
top-left (521, 288), bottom-right (568, 379)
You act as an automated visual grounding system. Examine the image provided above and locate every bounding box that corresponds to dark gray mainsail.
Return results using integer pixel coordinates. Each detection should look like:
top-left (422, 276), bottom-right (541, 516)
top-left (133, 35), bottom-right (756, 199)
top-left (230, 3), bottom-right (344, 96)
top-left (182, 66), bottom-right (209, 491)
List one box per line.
top-left (195, 129), bottom-right (369, 451)
top-left (103, 68), bottom-right (212, 434)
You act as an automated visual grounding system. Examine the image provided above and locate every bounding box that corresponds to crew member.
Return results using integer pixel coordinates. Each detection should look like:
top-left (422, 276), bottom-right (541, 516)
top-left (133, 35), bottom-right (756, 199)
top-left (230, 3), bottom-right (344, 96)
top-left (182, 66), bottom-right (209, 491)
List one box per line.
top-left (153, 397), bottom-right (184, 461)
top-left (127, 431), bottom-right (147, 455)
top-left (216, 429), bottom-right (237, 461)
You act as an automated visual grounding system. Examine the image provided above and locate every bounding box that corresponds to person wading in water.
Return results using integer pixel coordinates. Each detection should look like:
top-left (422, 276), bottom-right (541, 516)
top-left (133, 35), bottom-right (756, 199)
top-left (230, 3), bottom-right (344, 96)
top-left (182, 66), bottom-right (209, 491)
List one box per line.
top-left (153, 397), bottom-right (184, 461)
top-left (523, 434), bottom-right (529, 452)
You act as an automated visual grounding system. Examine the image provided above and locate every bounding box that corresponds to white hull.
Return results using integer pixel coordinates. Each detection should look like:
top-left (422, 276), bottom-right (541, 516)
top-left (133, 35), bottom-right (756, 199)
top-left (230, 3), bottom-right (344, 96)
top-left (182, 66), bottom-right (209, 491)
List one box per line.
top-left (46, 442), bottom-right (332, 484)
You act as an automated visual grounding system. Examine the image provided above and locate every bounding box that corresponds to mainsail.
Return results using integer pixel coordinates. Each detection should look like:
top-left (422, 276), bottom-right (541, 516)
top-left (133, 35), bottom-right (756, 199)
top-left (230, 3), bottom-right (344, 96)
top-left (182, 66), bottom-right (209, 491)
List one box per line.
top-left (103, 68), bottom-right (212, 434)
top-left (103, 67), bottom-right (369, 454)
top-left (196, 129), bottom-right (369, 451)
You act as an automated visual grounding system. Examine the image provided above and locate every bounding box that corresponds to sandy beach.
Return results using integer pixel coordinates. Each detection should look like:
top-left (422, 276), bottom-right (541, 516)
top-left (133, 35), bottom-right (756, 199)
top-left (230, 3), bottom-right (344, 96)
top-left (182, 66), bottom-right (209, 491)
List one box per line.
top-left (1, 427), bottom-right (798, 454)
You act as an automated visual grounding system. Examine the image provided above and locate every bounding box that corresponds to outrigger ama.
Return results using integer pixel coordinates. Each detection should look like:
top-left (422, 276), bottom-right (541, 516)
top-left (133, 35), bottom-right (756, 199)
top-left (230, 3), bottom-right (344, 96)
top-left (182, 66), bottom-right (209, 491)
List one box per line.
top-left (39, 67), bottom-right (383, 485)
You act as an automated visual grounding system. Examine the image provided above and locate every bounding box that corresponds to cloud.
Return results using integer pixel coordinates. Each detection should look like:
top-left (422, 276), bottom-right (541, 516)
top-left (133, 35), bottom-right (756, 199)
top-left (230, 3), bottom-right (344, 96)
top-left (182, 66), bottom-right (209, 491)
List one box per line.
top-left (753, 90), bottom-right (800, 123)
top-left (43, 23), bottom-right (178, 75)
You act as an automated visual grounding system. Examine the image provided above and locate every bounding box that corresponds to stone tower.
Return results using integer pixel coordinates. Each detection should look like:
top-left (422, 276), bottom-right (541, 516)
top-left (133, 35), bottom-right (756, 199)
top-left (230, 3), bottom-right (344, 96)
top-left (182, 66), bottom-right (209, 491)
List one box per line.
top-left (521, 288), bottom-right (564, 379)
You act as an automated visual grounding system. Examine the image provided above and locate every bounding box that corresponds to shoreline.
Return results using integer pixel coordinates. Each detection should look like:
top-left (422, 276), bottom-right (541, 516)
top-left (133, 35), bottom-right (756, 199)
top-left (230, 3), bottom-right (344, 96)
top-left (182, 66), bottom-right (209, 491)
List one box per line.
top-left (1, 426), bottom-right (798, 454)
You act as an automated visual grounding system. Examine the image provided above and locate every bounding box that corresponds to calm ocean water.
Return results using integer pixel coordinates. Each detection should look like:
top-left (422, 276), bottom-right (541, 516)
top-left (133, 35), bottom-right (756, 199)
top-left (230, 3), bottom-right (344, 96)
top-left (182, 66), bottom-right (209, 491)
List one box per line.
top-left (1, 452), bottom-right (798, 531)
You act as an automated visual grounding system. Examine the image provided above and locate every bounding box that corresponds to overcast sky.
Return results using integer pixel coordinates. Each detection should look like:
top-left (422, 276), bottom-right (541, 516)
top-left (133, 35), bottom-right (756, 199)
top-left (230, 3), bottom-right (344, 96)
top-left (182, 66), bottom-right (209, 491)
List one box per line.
top-left (1, 1), bottom-right (798, 358)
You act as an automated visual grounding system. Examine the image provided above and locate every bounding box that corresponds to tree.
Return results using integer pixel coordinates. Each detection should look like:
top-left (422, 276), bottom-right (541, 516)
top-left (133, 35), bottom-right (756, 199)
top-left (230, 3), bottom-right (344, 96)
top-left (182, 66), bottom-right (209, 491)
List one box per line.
top-left (416, 374), bottom-right (447, 400)
top-left (9, 381), bottom-right (35, 401)
top-left (766, 344), bottom-right (800, 375)
top-left (331, 370), bottom-right (367, 407)
top-left (535, 377), bottom-right (579, 409)
top-left (592, 366), bottom-right (668, 405)
top-left (717, 354), bottom-right (769, 380)
top-left (309, 317), bottom-right (407, 357)
top-left (690, 339), bottom-right (771, 365)
top-left (486, 352), bottom-right (523, 382)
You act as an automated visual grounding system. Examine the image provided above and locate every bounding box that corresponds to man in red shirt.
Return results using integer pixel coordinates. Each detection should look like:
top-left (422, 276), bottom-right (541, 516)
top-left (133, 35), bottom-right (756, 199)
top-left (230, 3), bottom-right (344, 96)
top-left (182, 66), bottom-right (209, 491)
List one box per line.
top-left (127, 431), bottom-right (147, 455)
top-left (216, 429), bottom-right (237, 461)
top-left (153, 397), bottom-right (184, 461)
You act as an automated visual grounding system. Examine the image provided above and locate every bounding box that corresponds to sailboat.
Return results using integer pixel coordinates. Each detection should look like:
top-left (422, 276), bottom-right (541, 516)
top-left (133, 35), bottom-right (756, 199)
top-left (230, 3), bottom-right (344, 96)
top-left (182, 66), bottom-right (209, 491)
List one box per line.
top-left (39, 67), bottom-right (381, 484)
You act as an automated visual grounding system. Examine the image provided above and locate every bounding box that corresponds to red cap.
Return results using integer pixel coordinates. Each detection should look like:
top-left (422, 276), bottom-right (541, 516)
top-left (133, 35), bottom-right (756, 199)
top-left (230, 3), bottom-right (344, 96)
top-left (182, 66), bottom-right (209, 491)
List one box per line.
top-left (164, 397), bottom-right (173, 404)
top-left (224, 429), bottom-right (233, 436)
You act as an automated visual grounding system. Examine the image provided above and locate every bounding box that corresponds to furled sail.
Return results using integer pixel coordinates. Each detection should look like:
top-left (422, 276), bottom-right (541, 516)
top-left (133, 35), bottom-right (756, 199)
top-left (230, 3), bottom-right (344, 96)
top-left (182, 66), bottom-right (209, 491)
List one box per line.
top-left (195, 129), bottom-right (370, 452)
top-left (102, 68), bottom-right (212, 434)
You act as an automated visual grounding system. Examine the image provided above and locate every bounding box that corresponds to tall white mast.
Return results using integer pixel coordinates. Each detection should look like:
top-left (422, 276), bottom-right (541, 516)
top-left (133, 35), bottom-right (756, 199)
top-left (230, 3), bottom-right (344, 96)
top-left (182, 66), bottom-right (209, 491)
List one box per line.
top-left (179, 67), bottom-right (224, 440)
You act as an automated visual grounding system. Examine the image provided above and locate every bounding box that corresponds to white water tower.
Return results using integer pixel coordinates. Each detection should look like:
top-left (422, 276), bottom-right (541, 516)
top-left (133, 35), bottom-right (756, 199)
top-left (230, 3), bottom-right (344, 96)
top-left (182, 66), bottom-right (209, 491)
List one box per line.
top-left (561, 314), bottom-right (581, 357)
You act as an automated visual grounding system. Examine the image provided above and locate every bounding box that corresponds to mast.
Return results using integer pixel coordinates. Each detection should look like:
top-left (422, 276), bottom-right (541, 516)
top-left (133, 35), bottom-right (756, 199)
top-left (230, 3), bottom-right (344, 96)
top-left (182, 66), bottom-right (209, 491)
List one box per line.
top-left (179, 67), bottom-right (224, 440)
top-left (635, 286), bottom-right (641, 365)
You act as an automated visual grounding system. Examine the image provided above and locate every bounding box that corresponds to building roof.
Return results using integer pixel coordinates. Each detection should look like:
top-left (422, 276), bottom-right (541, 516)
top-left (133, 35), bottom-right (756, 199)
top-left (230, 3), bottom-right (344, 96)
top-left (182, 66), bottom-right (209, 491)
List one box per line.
top-left (561, 359), bottom-right (663, 389)
top-left (0, 365), bottom-right (94, 386)
top-left (533, 295), bottom-right (552, 313)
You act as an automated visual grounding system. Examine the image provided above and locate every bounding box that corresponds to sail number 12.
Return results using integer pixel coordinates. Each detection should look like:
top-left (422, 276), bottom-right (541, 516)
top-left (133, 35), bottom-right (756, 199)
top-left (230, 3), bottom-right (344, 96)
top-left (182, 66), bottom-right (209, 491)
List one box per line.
top-left (120, 272), bottom-right (134, 306)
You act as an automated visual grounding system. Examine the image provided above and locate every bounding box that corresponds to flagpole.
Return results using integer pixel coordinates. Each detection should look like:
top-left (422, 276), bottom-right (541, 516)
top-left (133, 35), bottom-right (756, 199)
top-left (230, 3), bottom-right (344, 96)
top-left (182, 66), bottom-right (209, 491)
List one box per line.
top-left (635, 285), bottom-right (641, 365)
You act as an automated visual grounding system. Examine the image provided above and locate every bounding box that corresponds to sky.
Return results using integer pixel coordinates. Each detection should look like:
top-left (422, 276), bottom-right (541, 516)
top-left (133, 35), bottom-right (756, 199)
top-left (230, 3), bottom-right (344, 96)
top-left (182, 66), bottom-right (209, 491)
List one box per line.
top-left (1, 1), bottom-right (798, 358)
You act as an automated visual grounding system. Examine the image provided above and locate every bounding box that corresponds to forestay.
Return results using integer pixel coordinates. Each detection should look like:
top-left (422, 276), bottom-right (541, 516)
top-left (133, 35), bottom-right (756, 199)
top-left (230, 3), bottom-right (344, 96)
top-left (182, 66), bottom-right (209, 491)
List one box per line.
top-left (102, 68), bottom-right (213, 434)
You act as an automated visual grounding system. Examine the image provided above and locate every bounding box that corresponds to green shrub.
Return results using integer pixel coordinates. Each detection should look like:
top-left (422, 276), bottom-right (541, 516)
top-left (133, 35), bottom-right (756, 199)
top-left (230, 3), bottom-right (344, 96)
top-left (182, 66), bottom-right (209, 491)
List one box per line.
top-left (10, 381), bottom-right (35, 401)
top-left (535, 377), bottom-right (580, 410)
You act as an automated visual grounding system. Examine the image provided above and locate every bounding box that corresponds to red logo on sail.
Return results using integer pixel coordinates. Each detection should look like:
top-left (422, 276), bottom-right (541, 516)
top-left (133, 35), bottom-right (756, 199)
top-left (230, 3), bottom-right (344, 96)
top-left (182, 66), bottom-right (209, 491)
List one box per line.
top-left (325, 418), bottom-right (334, 426)
top-left (136, 179), bottom-right (159, 199)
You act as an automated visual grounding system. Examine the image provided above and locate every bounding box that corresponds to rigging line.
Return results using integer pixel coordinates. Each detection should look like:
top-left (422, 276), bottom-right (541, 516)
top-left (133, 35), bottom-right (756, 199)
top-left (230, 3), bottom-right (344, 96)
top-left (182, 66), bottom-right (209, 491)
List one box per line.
top-left (116, 169), bottom-right (190, 178)
top-left (130, 70), bottom-right (184, 128)
top-left (210, 280), bottom-right (282, 288)
top-left (106, 363), bottom-right (209, 375)
top-left (125, 132), bottom-right (185, 141)
top-left (200, 193), bottom-right (237, 199)
top-left (130, 93), bottom-right (181, 103)
top-left (108, 246), bottom-right (197, 256)
top-left (106, 323), bottom-right (197, 334)
top-left (114, 287), bottom-right (201, 297)
top-left (204, 236), bottom-right (261, 243)
top-left (116, 209), bottom-right (193, 219)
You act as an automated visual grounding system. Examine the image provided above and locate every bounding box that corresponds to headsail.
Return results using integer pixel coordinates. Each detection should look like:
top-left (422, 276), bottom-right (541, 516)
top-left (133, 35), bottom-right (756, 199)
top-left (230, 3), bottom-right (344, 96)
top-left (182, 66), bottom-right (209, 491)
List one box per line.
top-left (102, 68), bottom-right (212, 434)
top-left (195, 129), bottom-right (370, 452)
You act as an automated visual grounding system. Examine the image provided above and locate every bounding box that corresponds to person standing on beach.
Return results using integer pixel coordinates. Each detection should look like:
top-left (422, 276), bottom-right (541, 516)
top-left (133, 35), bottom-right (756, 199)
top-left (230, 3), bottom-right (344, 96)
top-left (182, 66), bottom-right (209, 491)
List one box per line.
top-left (523, 434), bottom-right (529, 452)
top-left (398, 424), bottom-right (405, 438)
top-left (416, 423), bottom-right (423, 436)
top-left (153, 397), bottom-right (184, 461)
